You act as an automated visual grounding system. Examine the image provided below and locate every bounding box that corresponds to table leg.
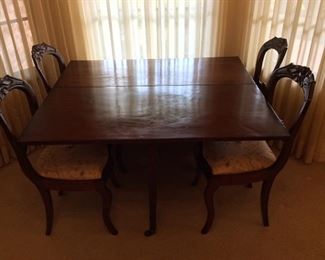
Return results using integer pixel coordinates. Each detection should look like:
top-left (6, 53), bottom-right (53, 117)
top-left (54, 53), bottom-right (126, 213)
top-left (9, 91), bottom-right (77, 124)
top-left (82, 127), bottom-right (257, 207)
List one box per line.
top-left (144, 145), bottom-right (157, 237)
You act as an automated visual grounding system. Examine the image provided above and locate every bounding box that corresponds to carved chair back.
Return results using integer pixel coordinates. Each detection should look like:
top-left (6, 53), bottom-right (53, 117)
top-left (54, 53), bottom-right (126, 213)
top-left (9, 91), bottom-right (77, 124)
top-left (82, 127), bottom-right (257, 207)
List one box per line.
top-left (253, 37), bottom-right (288, 96)
top-left (266, 63), bottom-right (315, 169)
top-left (0, 75), bottom-right (39, 180)
top-left (31, 42), bottom-right (66, 93)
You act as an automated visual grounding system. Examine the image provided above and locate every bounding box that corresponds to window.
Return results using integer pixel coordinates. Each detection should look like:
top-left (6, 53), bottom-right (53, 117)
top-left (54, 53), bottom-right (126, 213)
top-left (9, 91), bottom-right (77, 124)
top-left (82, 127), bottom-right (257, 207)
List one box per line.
top-left (0, 0), bottom-right (34, 73)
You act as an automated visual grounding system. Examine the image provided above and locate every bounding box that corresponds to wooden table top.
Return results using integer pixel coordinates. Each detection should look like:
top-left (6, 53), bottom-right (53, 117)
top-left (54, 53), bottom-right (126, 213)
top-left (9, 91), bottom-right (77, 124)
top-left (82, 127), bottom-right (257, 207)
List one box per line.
top-left (55, 57), bottom-right (255, 88)
top-left (19, 85), bottom-right (289, 144)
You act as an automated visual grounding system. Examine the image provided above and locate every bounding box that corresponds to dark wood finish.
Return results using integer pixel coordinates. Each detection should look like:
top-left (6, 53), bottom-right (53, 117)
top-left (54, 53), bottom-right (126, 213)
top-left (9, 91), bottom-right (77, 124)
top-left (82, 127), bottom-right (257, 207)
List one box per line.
top-left (114, 145), bottom-right (127, 174)
top-left (144, 145), bottom-right (158, 236)
top-left (199, 64), bottom-right (315, 234)
top-left (192, 143), bottom-right (203, 186)
top-left (19, 84), bottom-right (289, 144)
top-left (55, 57), bottom-right (254, 88)
top-left (32, 42), bottom-right (66, 93)
top-left (253, 37), bottom-right (288, 96)
top-left (0, 75), bottom-right (117, 236)
top-left (53, 56), bottom-right (256, 190)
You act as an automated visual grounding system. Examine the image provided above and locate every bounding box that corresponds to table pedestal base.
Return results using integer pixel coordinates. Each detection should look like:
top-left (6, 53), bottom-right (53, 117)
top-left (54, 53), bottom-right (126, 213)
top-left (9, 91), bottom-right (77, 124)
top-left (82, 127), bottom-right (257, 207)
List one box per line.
top-left (145, 145), bottom-right (157, 236)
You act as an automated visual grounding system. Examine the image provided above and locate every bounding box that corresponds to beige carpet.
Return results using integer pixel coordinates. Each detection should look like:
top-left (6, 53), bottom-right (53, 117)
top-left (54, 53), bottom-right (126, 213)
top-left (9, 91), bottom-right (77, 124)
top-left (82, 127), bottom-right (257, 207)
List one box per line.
top-left (0, 144), bottom-right (325, 260)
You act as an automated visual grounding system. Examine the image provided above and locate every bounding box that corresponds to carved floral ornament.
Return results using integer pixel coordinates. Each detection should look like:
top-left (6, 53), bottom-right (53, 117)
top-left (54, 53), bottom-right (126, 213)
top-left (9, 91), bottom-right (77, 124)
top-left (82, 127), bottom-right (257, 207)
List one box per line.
top-left (0, 75), bottom-right (24, 101)
top-left (285, 64), bottom-right (314, 88)
top-left (31, 42), bottom-right (57, 61)
top-left (0, 75), bottom-right (37, 104)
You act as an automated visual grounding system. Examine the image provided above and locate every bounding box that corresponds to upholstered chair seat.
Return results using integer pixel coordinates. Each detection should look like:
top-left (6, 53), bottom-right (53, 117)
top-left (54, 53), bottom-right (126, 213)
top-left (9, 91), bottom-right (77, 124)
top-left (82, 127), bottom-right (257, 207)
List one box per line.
top-left (203, 141), bottom-right (276, 175)
top-left (35, 144), bottom-right (108, 180)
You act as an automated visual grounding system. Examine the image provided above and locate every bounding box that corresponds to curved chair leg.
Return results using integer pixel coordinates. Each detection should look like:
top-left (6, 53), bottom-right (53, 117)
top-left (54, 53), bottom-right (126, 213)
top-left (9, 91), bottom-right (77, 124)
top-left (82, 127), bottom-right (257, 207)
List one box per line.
top-left (191, 168), bottom-right (201, 186)
top-left (116, 145), bottom-right (127, 173)
top-left (201, 184), bottom-right (218, 234)
top-left (102, 150), bottom-right (119, 188)
top-left (261, 178), bottom-right (275, 226)
top-left (192, 144), bottom-right (203, 186)
top-left (96, 184), bottom-right (118, 235)
top-left (110, 170), bottom-right (120, 188)
top-left (36, 186), bottom-right (53, 235)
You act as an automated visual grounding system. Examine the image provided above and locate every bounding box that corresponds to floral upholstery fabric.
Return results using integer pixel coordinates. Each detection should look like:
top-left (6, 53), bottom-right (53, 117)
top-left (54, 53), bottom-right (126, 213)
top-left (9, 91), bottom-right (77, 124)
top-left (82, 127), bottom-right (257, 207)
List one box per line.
top-left (35, 144), bottom-right (108, 180)
top-left (203, 141), bottom-right (276, 175)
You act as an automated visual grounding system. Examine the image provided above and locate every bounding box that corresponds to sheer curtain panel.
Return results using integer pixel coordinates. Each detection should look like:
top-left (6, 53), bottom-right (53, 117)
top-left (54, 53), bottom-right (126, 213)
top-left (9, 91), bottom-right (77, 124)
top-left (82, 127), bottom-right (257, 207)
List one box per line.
top-left (70, 0), bottom-right (227, 59)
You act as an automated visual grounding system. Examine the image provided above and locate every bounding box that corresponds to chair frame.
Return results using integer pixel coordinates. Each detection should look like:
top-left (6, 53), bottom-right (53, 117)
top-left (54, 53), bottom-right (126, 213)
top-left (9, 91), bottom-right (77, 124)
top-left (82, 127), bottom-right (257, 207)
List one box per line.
top-left (0, 75), bottom-right (117, 235)
top-left (31, 42), bottom-right (66, 93)
top-left (196, 63), bottom-right (315, 234)
top-left (253, 37), bottom-right (288, 97)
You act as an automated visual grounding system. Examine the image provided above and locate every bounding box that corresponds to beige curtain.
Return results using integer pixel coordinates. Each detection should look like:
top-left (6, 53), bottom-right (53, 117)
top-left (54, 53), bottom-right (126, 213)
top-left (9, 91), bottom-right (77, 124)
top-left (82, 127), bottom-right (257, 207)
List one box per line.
top-left (0, 0), bottom-right (324, 165)
top-left (27, 0), bottom-right (231, 60)
top-left (77, 0), bottom-right (230, 59)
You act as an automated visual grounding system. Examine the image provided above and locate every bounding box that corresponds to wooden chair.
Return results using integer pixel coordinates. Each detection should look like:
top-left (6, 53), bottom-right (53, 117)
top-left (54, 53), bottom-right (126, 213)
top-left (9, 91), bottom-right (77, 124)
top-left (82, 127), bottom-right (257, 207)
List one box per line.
top-left (31, 43), bottom-right (126, 175)
top-left (191, 38), bottom-right (288, 187)
top-left (31, 42), bottom-right (66, 93)
top-left (0, 75), bottom-right (118, 236)
top-left (197, 64), bottom-right (315, 234)
top-left (253, 37), bottom-right (288, 97)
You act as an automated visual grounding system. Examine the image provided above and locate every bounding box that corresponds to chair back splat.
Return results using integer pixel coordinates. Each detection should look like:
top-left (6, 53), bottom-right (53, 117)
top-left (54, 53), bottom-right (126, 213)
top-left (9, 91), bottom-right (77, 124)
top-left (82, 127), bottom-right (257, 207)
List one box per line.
top-left (253, 37), bottom-right (288, 96)
top-left (31, 42), bottom-right (66, 93)
top-left (266, 63), bottom-right (315, 169)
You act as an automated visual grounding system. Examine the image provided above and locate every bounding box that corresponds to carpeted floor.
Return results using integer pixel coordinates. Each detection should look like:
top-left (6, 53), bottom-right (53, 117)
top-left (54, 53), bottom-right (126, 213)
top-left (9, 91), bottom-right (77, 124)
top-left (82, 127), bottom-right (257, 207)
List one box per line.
top-left (0, 144), bottom-right (325, 260)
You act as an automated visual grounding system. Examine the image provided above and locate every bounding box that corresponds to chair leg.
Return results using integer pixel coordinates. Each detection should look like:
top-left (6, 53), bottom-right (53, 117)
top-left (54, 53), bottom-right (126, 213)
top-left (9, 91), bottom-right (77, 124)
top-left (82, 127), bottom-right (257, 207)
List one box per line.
top-left (96, 184), bottom-right (118, 235)
top-left (110, 170), bottom-right (120, 188)
top-left (116, 145), bottom-right (127, 173)
top-left (192, 167), bottom-right (201, 186)
top-left (261, 178), bottom-right (275, 227)
top-left (36, 186), bottom-right (53, 236)
top-left (201, 184), bottom-right (218, 234)
top-left (103, 148), bottom-right (119, 187)
top-left (192, 144), bottom-right (203, 186)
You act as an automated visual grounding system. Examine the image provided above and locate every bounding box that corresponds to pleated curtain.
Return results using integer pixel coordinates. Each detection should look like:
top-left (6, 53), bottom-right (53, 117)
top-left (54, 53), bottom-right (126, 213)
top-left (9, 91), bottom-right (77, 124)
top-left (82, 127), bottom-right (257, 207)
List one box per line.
top-left (78, 0), bottom-right (231, 59)
top-left (0, 0), bottom-right (324, 166)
